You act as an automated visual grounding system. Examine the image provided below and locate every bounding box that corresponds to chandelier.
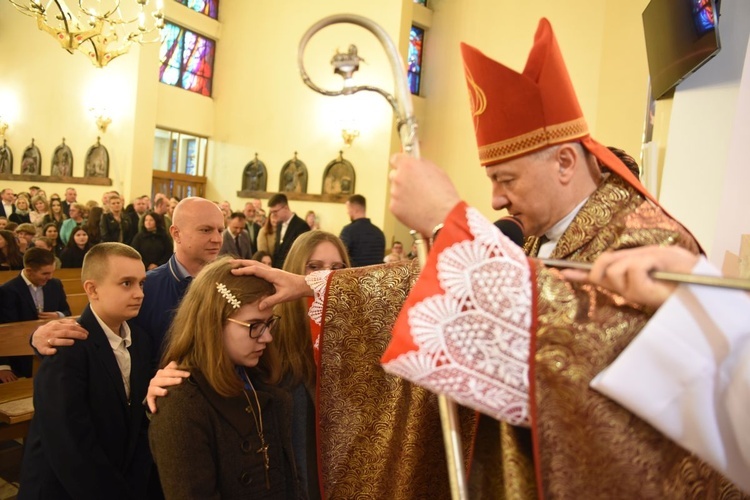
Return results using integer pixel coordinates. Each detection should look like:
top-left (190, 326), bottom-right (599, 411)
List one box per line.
top-left (7, 0), bottom-right (165, 68)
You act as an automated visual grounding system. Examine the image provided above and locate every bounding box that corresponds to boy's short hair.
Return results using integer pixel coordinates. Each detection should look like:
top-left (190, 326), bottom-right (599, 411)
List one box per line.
top-left (23, 248), bottom-right (55, 269)
top-left (347, 194), bottom-right (366, 209)
top-left (82, 243), bottom-right (142, 282)
top-left (33, 237), bottom-right (54, 250)
top-left (268, 193), bottom-right (288, 207)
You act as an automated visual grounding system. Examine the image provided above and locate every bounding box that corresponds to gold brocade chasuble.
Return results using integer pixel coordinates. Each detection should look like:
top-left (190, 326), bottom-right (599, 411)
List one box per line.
top-left (469, 174), bottom-right (745, 499)
top-left (317, 260), bottom-right (477, 499)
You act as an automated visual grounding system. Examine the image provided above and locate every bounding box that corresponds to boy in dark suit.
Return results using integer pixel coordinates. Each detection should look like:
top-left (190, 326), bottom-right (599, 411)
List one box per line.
top-left (18, 243), bottom-right (153, 500)
top-left (0, 248), bottom-right (71, 380)
top-left (268, 193), bottom-right (310, 269)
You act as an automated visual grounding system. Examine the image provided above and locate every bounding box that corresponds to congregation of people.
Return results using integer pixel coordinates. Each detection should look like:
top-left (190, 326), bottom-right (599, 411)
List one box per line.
top-left (0, 16), bottom-right (747, 500)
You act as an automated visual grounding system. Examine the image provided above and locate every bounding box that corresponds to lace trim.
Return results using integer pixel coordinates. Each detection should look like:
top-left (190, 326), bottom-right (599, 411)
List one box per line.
top-left (305, 270), bottom-right (332, 326)
top-left (383, 206), bottom-right (533, 426)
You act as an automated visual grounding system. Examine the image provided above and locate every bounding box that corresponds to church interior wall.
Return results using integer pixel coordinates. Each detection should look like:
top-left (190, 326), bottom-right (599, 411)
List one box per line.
top-left (1, 0), bottom-right (747, 261)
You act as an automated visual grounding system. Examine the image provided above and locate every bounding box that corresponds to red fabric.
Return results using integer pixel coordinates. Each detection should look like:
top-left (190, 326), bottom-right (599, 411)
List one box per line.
top-left (381, 201), bottom-right (468, 364)
top-left (461, 18), bottom-right (658, 206)
top-left (308, 296), bottom-right (321, 367)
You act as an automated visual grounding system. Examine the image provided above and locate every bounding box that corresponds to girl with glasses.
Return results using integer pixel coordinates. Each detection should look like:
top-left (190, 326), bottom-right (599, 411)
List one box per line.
top-left (148, 257), bottom-right (303, 499)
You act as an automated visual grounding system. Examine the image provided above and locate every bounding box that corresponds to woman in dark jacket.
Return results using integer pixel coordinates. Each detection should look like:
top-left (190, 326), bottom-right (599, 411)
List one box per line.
top-left (42, 223), bottom-right (65, 256)
top-left (99, 195), bottom-right (135, 244)
top-left (130, 212), bottom-right (172, 270)
top-left (9, 196), bottom-right (31, 225)
top-left (148, 258), bottom-right (303, 499)
top-left (59, 226), bottom-right (92, 268)
top-left (85, 207), bottom-right (103, 246)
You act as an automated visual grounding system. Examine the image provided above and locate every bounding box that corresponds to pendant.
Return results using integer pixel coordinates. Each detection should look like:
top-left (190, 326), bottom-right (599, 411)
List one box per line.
top-left (258, 436), bottom-right (271, 489)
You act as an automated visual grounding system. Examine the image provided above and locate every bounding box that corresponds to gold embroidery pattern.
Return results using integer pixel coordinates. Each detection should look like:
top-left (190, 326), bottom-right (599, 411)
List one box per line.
top-left (522, 175), bottom-right (742, 497)
top-left (319, 260), bottom-right (477, 499)
top-left (533, 272), bottom-right (744, 498)
top-left (478, 118), bottom-right (588, 164)
top-left (550, 175), bottom-right (699, 261)
top-left (464, 62), bottom-right (487, 128)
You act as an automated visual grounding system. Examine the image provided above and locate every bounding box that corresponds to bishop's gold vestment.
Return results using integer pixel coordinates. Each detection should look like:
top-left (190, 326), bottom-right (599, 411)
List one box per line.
top-left (379, 174), bottom-right (746, 498)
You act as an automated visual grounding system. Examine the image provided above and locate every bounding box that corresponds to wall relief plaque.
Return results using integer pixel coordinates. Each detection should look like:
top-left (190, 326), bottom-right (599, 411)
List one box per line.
top-left (242, 153), bottom-right (268, 191)
top-left (322, 151), bottom-right (355, 195)
top-left (279, 152), bottom-right (308, 194)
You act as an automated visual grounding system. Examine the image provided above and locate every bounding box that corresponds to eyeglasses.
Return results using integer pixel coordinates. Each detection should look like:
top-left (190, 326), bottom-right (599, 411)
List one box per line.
top-left (227, 315), bottom-right (281, 339)
top-left (305, 260), bottom-right (347, 272)
top-left (268, 205), bottom-right (286, 216)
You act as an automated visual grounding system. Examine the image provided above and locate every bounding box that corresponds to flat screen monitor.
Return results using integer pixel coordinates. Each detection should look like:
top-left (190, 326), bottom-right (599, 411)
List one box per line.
top-left (643, 0), bottom-right (721, 100)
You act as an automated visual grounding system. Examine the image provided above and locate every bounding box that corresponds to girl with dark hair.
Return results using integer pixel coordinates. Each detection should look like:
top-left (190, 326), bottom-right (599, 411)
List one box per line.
top-left (59, 226), bottom-right (92, 268)
top-left (0, 230), bottom-right (24, 270)
top-left (130, 211), bottom-right (173, 270)
top-left (42, 223), bottom-right (65, 255)
top-left (251, 250), bottom-right (273, 267)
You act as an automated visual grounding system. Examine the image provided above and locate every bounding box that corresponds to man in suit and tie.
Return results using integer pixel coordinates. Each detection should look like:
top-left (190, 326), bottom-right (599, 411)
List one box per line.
top-left (0, 188), bottom-right (15, 219)
top-left (0, 248), bottom-right (71, 379)
top-left (268, 193), bottom-right (310, 269)
top-left (18, 243), bottom-right (154, 499)
top-left (219, 212), bottom-right (253, 259)
top-left (60, 187), bottom-right (77, 218)
top-left (243, 202), bottom-right (261, 255)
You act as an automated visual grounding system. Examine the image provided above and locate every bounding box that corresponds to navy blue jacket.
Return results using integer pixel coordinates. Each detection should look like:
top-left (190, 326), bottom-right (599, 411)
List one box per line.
top-left (131, 254), bottom-right (191, 370)
top-left (19, 306), bottom-right (153, 499)
top-left (339, 218), bottom-right (386, 267)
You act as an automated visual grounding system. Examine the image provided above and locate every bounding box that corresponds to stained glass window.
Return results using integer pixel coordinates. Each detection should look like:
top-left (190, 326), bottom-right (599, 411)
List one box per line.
top-left (175, 0), bottom-right (218, 19)
top-left (692, 0), bottom-right (716, 35)
top-left (413, 0), bottom-right (427, 5)
top-left (159, 22), bottom-right (215, 97)
top-left (408, 25), bottom-right (425, 96)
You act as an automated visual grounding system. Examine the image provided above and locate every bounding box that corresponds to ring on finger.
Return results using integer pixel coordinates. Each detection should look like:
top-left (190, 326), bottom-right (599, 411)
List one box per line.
top-left (47, 339), bottom-right (52, 346)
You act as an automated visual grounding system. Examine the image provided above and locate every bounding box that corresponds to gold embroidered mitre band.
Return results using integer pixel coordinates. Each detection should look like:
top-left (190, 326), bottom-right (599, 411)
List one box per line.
top-left (461, 18), bottom-right (656, 204)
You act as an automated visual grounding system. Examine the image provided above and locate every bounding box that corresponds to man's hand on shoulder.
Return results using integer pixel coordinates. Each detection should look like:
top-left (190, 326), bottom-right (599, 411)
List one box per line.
top-left (146, 361), bottom-right (190, 414)
top-left (31, 319), bottom-right (89, 356)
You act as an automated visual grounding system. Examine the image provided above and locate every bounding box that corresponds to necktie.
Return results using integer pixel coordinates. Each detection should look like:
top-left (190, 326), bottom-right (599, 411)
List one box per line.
top-left (30, 285), bottom-right (43, 313)
top-left (235, 235), bottom-right (242, 255)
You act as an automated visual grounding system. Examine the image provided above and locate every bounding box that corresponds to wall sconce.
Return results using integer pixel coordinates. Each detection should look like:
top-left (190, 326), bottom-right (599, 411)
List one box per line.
top-left (341, 128), bottom-right (359, 147)
top-left (0, 117), bottom-right (8, 138)
top-left (90, 108), bottom-right (112, 133)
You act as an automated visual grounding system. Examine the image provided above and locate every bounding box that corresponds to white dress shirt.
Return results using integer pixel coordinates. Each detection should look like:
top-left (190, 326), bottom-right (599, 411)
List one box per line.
top-left (91, 307), bottom-right (133, 400)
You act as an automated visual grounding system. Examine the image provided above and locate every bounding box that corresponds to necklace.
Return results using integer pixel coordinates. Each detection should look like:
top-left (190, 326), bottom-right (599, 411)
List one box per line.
top-left (241, 370), bottom-right (271, 489)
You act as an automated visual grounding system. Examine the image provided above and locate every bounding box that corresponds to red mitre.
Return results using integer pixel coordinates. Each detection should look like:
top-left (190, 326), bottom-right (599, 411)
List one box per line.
top-left (461, 18), bottom-right (654, 202)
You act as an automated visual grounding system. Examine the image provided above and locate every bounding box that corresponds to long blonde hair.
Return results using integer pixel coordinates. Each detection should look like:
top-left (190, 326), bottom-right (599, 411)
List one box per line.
top-left (161, 256), bottom-right (277, 397)
top-left (272, 230), bottom-right (350, 388)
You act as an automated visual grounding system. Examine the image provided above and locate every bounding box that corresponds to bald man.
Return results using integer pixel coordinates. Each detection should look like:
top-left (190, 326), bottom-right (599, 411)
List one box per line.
top-left (30, 197), bottom-right (226, 369)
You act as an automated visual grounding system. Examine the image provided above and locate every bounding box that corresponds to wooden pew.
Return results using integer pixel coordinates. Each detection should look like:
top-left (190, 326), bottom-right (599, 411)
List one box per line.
top-left (67, 293), bottom-right (89, 316)
top-left (0, 319), bottom-right (48, 377)
top-left (0, 378), bottom-right (33, 441)
top-left (0, 267), bottom-right (82, 286)
top-left (0, 319), bottom-right (44, 441)
top-left (0, 316), bottom-right (82, 441)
